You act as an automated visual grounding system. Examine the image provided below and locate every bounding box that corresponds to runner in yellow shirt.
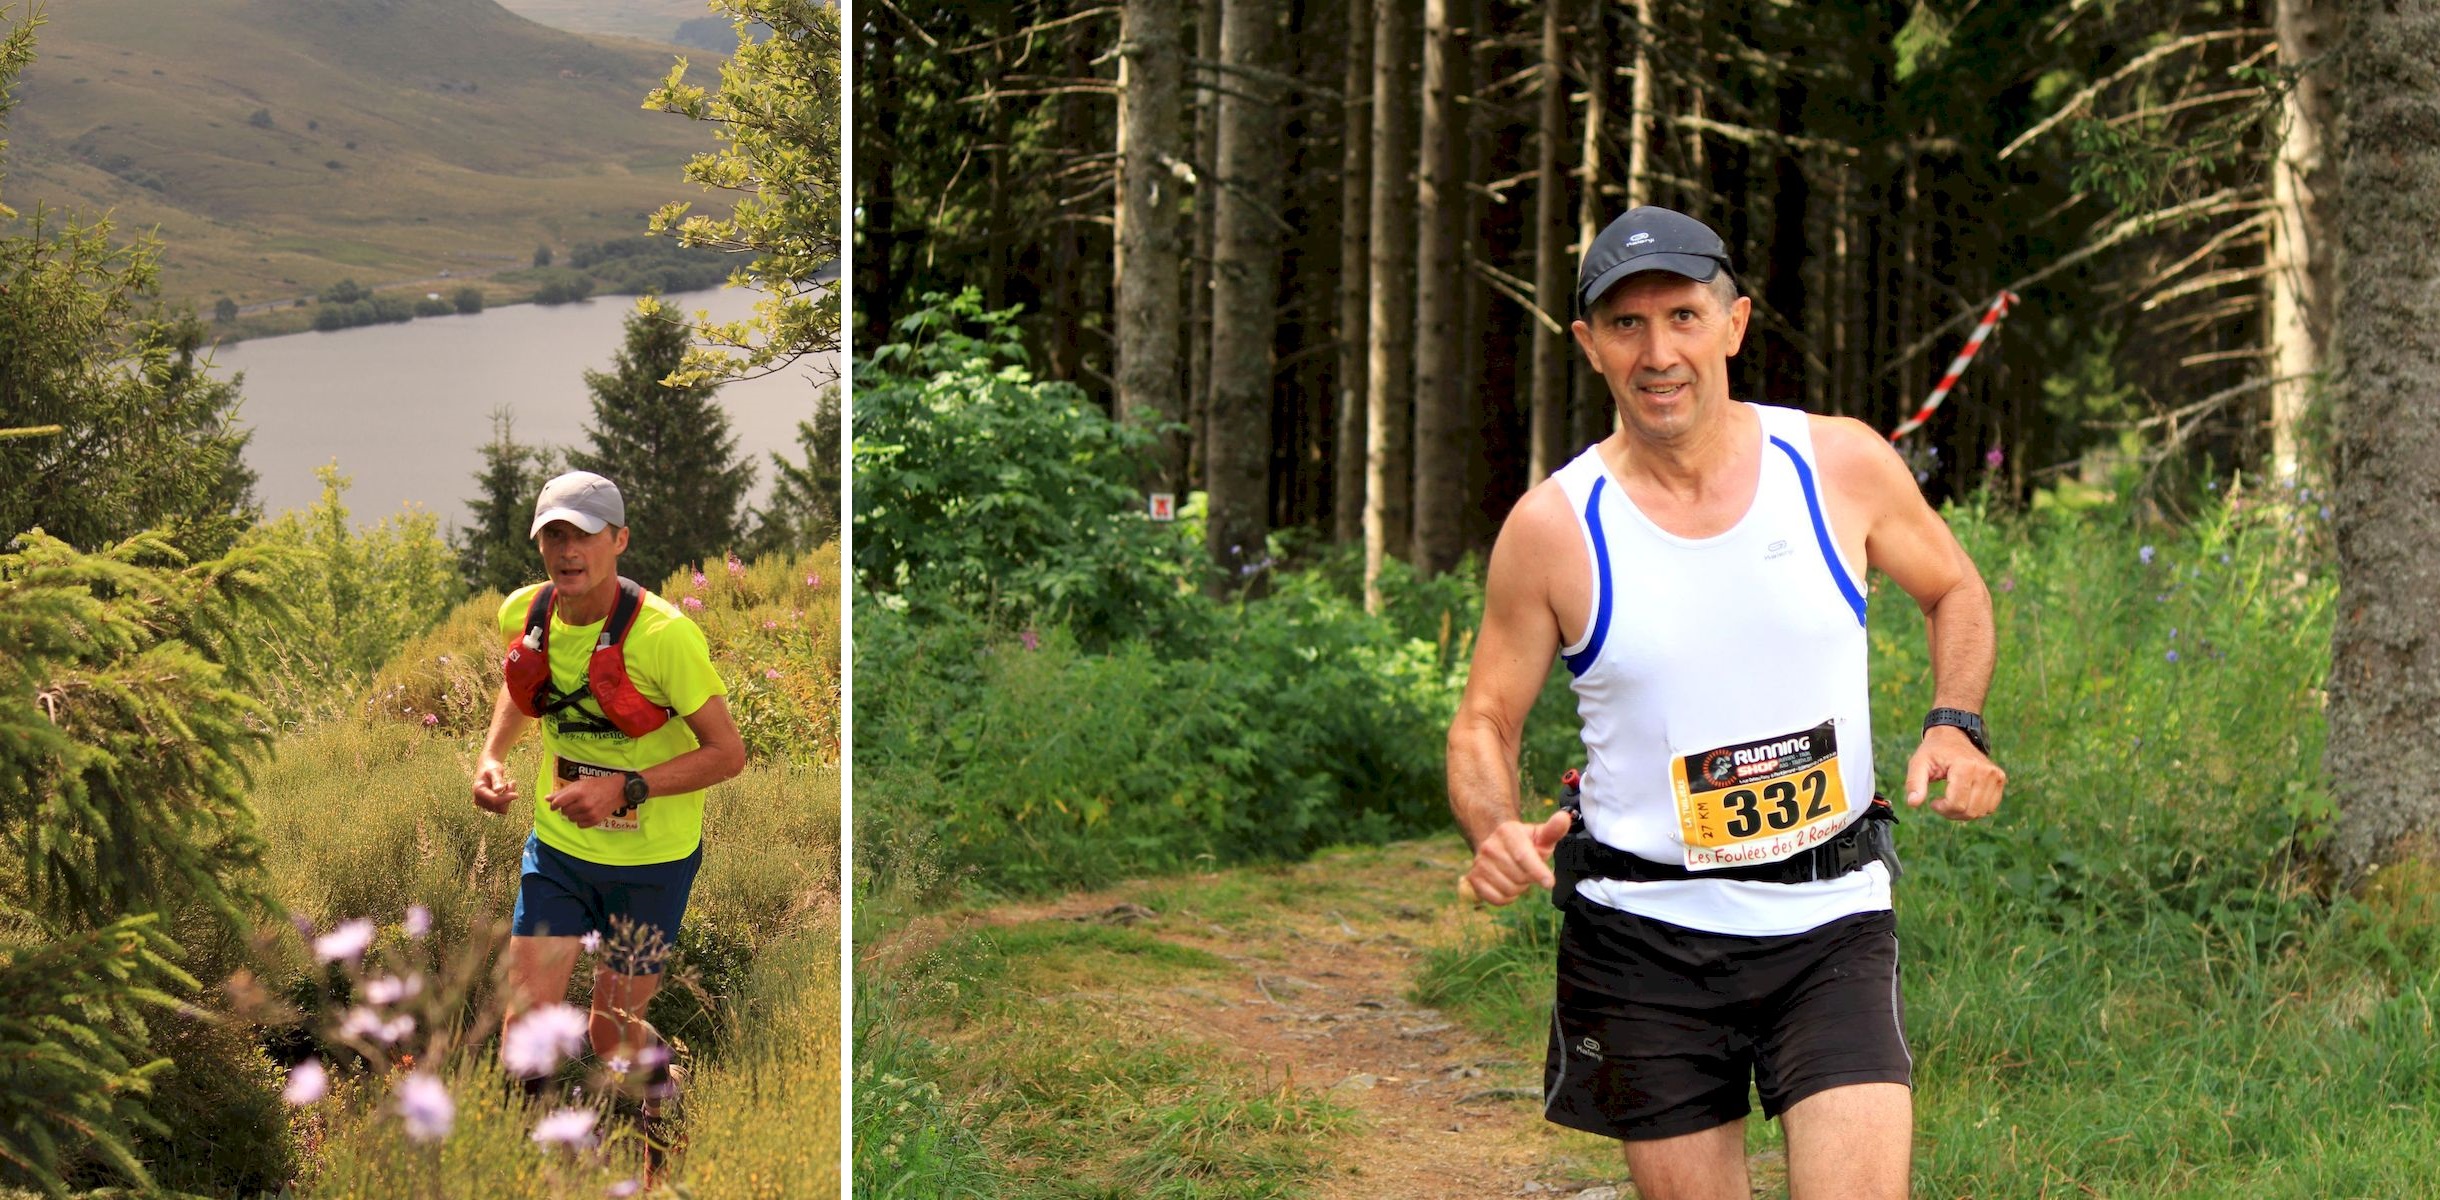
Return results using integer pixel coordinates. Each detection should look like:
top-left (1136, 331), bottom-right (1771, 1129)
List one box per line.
top-left (470, 471), bottom-right (746, 1144)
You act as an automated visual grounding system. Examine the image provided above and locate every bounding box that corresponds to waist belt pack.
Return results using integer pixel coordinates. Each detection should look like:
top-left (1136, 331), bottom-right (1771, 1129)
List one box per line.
top-left (502, 577), bottom-right (674, 739)
top-left (1549, 775), bottom-right (1902, 911)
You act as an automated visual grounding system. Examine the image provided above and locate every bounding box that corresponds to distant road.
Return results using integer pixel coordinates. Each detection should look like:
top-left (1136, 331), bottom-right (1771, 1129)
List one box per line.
top-left (230, 263), bottom-right (521, 317)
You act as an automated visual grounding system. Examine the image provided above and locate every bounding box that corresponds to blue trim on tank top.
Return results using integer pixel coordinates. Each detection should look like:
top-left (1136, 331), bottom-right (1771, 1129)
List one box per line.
top-left (1563, 476), bottom-right (1613, 676)
top-left (1768, 434), bottom-right (1867, 626)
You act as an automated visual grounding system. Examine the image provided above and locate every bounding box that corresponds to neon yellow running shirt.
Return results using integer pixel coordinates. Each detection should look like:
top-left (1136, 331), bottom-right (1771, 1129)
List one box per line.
top-left (499, 583), bottom-right (727, 865)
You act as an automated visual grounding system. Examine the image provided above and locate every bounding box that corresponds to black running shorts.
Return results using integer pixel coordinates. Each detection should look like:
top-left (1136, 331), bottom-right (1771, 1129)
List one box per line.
top-left (1541, 902), bottom-right (1910, 1141)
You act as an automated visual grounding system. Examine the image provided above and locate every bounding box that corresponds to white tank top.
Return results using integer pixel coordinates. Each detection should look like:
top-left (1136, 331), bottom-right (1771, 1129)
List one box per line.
top-left (1552, 403), bottom-right (1891, 935)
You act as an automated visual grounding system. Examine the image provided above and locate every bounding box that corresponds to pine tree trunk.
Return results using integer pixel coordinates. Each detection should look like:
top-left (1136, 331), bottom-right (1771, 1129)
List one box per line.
top-left (1626, 0), bottom-right (1653, 209)
top-left (2328, 0), bottom-right (2440, 885)
top-left (1527, 0), bottom-right (1571, 483)
top-left (2270, 0), bottom-right (2336, 481)
top-left (1117, 0), bottom-right (1187, 491)
top-left (1365, 0), bottom-right (1420, 609)
top-left (857, 32), bottom-right (896, 352)
top-left (1571, 0), bottom-right (1610, 451)
top-left (1335, 0), bottom-right (1373, 545)
top-left (1411, 0), bottom-right (1470, 575)
top-left (1206, 0), bottom-right (1282, 584)
top-left (1190, 0), bottom-right (1223, 489)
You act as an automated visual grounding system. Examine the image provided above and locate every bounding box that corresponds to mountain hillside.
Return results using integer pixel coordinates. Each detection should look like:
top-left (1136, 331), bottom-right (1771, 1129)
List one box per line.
top-left (6, 0), bottom-right (724, 306)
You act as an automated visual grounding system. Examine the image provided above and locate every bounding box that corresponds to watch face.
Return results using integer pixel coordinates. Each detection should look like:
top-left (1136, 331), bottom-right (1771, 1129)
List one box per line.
top-left (624, 773), bottom-right (649, 803)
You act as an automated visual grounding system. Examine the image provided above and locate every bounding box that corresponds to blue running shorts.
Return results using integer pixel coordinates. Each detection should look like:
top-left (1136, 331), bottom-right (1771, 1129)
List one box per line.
top-left (511, 832), bottom-right (703, 976)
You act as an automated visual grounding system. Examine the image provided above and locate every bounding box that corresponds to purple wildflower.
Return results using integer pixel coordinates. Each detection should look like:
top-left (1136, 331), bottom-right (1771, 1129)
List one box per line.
top-left (404, 905), bottom-right (431, 938)
top-left (2138, 545), bottom-right (2155, 566)
top-left (764, 668), bottom-right (782, 680)
top-left (501, 1003), bottom-right (590, 1079)
top-left (364, 973), bottom-right (422, 1006)
top-left (313, 918), bottom-right (376, 964)
top-left (1984, 445), bottom-right (2004, 469)
top-left (682, 595), bottom-right (704, 612)
top-left (283, 1058), bottom-right (328, 1106)
top-left (2166, 650), bottom-right (2180, 663)
top-left (531, 1106), bottom-right (598, 1148)
top-left (691, 570), bottom-right (708, 589)
top-left (421, 712), bottom-right (439, 729)
top-left (1019, 628), bottom-right (1040, 652)
top-left (394, 1073), bottom-right (454, 1142)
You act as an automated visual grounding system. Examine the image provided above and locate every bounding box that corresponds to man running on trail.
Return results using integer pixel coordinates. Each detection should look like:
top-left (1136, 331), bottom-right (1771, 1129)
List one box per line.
top-left (471, 470), bottom-right (746, 1151)
top-left (1448, 206), bottom-right (2005, 1200)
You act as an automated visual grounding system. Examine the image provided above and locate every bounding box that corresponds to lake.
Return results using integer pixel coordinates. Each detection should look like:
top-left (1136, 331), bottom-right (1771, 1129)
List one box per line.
top-left (212, 287), bottom-right (835, 531)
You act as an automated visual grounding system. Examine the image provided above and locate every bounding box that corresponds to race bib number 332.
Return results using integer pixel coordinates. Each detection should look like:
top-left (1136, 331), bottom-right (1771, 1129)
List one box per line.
top-left (1670, 720), bottom-right (1850, 869)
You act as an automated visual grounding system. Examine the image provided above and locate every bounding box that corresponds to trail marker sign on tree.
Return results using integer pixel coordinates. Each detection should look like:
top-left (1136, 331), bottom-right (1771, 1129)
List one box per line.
top-left (1149, 493), bottom-right (1176, 521)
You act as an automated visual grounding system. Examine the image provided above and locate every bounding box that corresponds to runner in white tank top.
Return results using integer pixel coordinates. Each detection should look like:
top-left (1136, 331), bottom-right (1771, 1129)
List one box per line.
top-left (1446, 205), bottom-right (2007, 1198)
top-left (1547, 403), bottom-right (1886, 935)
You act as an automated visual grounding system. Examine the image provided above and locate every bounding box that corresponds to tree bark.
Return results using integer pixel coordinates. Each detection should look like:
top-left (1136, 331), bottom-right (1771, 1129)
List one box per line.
top-left (2328, 0), bottom-right (2440, 885)
top-left (1626, 0), bottom-right (1654, 210)
top-left (1190, 0), bottom-right (1223, 489)
top-left (1411, 0), bottom-right (1470, 575)
top-left (1117, 0), bottom-right (1187, 491)
top-left (1365, 0), bottom-right (1420, 609)
top-left (1572, 0), bottom-right (1611, 451)
top-left (2269, 0), bottom-right (2336, 481)
top-left (1206, 0), bottom-right (1282, 585)
top-left (1335, 0), bottom-right (1373, 545)
top-left (1527, 0), bottom-right (1572, 483)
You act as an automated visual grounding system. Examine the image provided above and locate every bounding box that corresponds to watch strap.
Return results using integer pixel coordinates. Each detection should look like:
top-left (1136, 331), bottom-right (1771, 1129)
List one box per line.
top-left (1923, 707), bottom-right (1989, 754)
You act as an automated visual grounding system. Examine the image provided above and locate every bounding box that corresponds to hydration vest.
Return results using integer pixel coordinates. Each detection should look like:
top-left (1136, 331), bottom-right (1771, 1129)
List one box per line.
top-left (502, 577), bottom-right (673, 738)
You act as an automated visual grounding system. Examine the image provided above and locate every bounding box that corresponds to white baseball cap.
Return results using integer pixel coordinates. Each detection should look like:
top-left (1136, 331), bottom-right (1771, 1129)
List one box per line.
top-left (529, 471), bottom-right (626, 538)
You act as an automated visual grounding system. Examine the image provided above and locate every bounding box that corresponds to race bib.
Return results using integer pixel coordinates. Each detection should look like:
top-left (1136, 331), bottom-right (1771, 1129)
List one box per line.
top-left (1669, 719), bottom-right (1850, 870)
top-left (554, 755), bottom-right (641, 832)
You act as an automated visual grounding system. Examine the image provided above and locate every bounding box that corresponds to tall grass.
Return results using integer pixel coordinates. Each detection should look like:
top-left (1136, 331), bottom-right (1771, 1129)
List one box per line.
top-left (1414, 489), bottom-right (2440, 1195)
top-left (180, 545), bottom-right (843, 1196)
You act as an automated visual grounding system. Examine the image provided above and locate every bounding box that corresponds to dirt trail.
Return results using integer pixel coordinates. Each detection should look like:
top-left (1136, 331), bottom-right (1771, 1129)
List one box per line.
top-left (960, 843), bottom-right (1637, 1200)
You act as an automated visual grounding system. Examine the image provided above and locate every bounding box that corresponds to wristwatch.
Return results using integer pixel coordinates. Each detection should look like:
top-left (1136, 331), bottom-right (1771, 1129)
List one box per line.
top-left (620, 770), bottom-right (650, 807)
top-left (1923, 708), bottom-right (1989, 754)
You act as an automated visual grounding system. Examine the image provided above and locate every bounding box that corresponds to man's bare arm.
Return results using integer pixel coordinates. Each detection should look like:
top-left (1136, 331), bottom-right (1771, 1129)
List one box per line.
top-left (1819, 418), bottom-right (2006, 820)
top-left (546, 696), bottom-right (749, 827)
top-left (1450, 484), bottom-right (1581, 903)
top-left (473, 684), bottom-right (533, 813)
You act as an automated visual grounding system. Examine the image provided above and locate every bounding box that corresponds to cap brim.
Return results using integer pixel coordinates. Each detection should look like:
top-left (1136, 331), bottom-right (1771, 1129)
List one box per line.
top-left (1578, 253), bottom-right (1726, 313)
top-left (529, 508), bottom-right (610, 538)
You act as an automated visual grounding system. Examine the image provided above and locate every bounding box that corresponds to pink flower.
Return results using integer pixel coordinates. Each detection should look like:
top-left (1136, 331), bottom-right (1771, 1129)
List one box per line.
top-left (394, 1073), bottom-right (454, 1142)
top-left (531, 1106), bottom-right (598, 1148)
top-left (682, 595), bottom-right (704, 611)
top-left (403, 905), bottom-right (431, 938)
top-left (805, 573), bottom-right (822, 590)
top-left (691, 571), bottom-right (707, 590)
top-left (364, 973), bottom-right (422, 1006)
top-left (607, 1180), bottom-right (642, 1198)
top-left (312, 917), bottom-right (376, 964)
top-left (283, 1058), bottom-right (328, 1106)
top-left (764, 668), bottom-right (782, 680)
top-left (1019, 628), bottom-right (1040, 652)
top-left (762, 619), bottom-right (778, 630)
top-left (579, 930), bottom-right (603, 955)
top-left (421, 712), bottom-right (439, 728)
top-left (726, 554), bottom-right (744, 575)
top-left (501, 1003), bottom-right (589, 1078)
top-left (1984, 445), bottom-right (2005, 469)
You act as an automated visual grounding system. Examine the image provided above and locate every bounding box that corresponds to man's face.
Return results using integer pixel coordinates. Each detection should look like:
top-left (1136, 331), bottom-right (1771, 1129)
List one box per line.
top-left (1570, 271), bottom-right (1751, 445)
top-left (535, 521), bottom-right (628, 601)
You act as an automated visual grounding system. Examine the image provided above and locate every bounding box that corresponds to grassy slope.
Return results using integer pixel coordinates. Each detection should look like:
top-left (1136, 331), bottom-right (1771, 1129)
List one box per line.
top-left (493, 0), bottom-right (717, 42)
top-left (9, 0), bottom-right (722, 308)
top-left (243, 548), bottom-right (841, 1197)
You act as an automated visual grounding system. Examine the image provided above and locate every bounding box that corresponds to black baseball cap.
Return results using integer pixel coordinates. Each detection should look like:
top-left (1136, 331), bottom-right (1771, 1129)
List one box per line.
top-left (1576, 206), bottom-right (1733, 313)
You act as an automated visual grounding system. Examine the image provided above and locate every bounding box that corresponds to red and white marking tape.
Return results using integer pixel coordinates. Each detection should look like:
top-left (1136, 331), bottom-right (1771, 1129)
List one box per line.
top-left (1889, 290), bottom-right (2019, 442)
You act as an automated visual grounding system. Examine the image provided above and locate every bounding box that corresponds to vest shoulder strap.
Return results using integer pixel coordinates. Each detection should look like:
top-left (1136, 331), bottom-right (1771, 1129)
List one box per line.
top-left (524, 583), bottom-right (558, 648)
top-left (599, 577), bottom-right (648, 648)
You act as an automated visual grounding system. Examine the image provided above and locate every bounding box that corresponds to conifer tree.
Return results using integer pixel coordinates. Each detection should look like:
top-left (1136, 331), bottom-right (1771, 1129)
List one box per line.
top-left (0, 529), bottom-right (289, 1191)
top-left (454, 408), bottom-right (558, 594)
top-left (569, 306), bottom-right (753, 587)
top-left (747, 385), bottom-right (840, 557)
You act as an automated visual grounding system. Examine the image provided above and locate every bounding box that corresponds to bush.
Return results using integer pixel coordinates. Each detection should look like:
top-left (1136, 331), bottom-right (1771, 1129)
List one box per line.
top-left (452, 285), bottom-right (484, 314)
top-left (413, 295), bottom-right (451, 317)
top-left (229, 466), bottom-right (463, 726)
top-left (853, 290), bottom-right (1197, 645)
